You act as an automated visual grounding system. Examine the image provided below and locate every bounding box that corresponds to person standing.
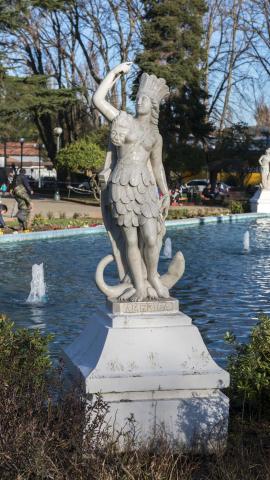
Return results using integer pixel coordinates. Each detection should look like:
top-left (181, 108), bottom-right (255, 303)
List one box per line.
top-left (12, 168), bottom-right (33, 231)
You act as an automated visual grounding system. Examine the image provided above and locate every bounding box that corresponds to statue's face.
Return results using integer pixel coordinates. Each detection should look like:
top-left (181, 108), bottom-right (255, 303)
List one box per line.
top-left (111, 124), bottom-right (129, 146)
top-left (136, 94), bottom-right (152, 115)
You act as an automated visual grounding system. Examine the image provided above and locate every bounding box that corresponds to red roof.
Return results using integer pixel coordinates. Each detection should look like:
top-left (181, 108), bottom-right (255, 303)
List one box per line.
top-left (0, 142), bottom-right (40, 156)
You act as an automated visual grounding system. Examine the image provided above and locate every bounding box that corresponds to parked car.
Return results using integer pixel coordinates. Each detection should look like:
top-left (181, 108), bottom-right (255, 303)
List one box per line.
top-left (40, 176), bottom-right (57, 192)
top-left (217, 182), bottom-right (231, 193)
top-left (185, 179), bottom-right (209, 192)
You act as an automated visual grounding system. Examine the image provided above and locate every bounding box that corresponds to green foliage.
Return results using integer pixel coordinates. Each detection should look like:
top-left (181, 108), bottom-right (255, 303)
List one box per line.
top-left (137, 0), bottom-right (207, 88)
top-left (136, 0), bottom-right (212, 174)
top-left (230, 200), bottom-right (250, 214)
top-left (0, 314), bottom-right (52, 388)
top-left (0, 0), bottom-right (66, 31)
top-left (0, 74), bottom-right (76, 118)
top-left (208, 123), bottom-right (263, 181)
top-left (226, 315), bottom-right (270, 417)
top-left (87, 126), bottom-right (110, 151)
top-left (230, 201), bottom-right (244, 214)
top-left (164, 143), bottom-right (207, 176)
top-left (167, 206), bottom-right (229, 219)
top-left (0, 72), bottom-right (78, 160)
top-left (57, 136), bottom-right (105, 172)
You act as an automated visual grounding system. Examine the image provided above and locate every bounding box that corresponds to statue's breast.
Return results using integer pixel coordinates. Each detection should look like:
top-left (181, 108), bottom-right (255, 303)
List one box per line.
top-left (125, 123), bottom-right (156, 151)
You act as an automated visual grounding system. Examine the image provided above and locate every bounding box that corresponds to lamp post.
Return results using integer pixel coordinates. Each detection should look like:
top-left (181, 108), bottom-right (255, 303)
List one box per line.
top-left (46, 76), bottom-right (59, 90)
top-left (53, 127), bottom-right (63, 154)
top-left (34, 143), bottom-right (45, 188)
top-left (3, 139), bottom-right (7, 170)
top-left (53, 128), bottom-right (62, 201)
top-left (19, 137), bottom-right (25, 169)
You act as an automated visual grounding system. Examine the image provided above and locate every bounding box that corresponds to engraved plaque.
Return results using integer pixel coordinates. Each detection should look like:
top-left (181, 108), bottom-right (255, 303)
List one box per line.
top-left (107, 297), bottom-right (179, 315)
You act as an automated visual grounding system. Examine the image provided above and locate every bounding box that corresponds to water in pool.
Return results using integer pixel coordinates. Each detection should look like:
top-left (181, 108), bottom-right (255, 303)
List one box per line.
top-left (1, 218), bottom-right (270, 367)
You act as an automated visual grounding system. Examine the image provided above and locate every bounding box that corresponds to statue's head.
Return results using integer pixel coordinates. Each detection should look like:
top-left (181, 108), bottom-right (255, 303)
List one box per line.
top-left (111, 111), bottom-right (130, 146)
top-left (136, 73), bottom-right (169, 126)
top-left (136, 94), bottom-right (152, 116)
top-left (266, 148), bottom-right (270, 155)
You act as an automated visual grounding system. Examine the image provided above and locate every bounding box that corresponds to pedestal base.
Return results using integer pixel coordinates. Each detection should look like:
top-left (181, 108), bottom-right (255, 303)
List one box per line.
top-left (250, 188), bottom-right (270, 213)
top-left (63, 299), bottom-right (230, 451)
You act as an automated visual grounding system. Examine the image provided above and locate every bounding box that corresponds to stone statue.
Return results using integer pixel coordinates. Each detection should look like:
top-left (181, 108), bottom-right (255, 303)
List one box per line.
top-left (259, 148), bottom-right (270, 190)
top-left (93, 62), bottom-right (184, 301)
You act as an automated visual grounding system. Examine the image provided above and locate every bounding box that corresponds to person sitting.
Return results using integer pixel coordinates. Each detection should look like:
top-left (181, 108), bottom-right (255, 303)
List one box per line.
top-left (202, 184), bottom-right (214, 200)
top-left (0, 204), bottom-right (8, 229)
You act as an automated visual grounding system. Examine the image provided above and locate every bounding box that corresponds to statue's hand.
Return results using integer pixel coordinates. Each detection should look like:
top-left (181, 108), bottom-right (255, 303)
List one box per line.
top-left (112, 62), bottom-right (133, 77)
top-left (160, 193), bottom-right (170, 219)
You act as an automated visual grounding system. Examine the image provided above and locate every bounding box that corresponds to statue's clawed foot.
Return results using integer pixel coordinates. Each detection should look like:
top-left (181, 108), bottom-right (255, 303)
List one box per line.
top-left (147, 286), bottom-right (158, 300)
top-left (118, 287), bottom-right (136, 301)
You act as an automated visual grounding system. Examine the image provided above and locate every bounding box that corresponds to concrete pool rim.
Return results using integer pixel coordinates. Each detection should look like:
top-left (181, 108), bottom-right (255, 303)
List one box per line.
top-left (0, 212), bottom-right (269, 243)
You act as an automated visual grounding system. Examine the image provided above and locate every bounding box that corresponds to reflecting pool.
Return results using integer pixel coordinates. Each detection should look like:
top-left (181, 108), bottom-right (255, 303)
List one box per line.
top-left (1, 218), bottom-right (270, 366)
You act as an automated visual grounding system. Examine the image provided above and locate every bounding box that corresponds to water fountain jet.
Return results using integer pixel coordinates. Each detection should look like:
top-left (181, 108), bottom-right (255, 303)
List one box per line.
top-left (26, 263), bottom-right (47, 304)
top-left (243, 230), bottom-right (250, 253)
top-left (163, 237), bottom-right (172, 259)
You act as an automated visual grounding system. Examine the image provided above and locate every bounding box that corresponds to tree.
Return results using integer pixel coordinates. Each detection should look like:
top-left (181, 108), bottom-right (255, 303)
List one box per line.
top-left (255, 100), bottom-right (270, 128)
top-left (135, 0), bottom-right (212, 174)
top-left (0, 0), bottom-right (140, 164)
top-left (203, 0), bottom-right (253, 130)
top-left (56, 135), bottom-right (106, 173)
top-left (207, 122), bottom-right (261, 186)
top-left (0, 72), bottom-right (78, 162)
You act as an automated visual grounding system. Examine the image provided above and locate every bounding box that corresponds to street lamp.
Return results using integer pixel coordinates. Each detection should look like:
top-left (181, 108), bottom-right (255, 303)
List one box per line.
top-left (53, 127), bottom-right (63, 153)
top-left (53, 128), bottom-right (62, 201)
top-left (19, 138), bottom-right (25, 169)
top-left (3, 139), bottom-right (7, 170)
top-left (46, 76), bottom-right (59, 90)
top-left (34, 143), bottom-right (45, 188)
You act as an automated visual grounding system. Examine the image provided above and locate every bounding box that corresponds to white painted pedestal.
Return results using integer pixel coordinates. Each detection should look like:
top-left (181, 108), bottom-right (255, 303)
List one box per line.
top-left (250, 188), bottom-right (270, 213)
top-left (63, 299), bottom-right (230, 451)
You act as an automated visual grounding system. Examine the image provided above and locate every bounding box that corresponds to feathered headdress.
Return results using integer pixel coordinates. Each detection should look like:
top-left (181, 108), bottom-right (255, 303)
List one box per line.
top-left (137, 73), bottom-right (169, 105)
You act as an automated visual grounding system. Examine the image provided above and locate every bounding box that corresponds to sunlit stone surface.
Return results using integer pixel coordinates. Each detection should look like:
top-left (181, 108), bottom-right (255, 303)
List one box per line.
top-left (64, 302), bottom-right (229, 451)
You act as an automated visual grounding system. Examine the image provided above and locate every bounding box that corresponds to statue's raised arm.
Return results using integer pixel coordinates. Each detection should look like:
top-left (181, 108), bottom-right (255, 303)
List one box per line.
top-left (92, 62), bottom-right (133, 122)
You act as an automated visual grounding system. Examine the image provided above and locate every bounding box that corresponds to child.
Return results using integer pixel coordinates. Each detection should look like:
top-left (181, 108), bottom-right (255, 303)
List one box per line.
top-left (0, 183), bottom-right (7, 196)
top-left (0, 204), bottom-right (8, 228)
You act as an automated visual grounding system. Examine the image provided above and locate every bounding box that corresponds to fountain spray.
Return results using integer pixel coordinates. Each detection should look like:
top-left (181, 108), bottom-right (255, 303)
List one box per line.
top-left (26, 263), bottom-right (47, 304)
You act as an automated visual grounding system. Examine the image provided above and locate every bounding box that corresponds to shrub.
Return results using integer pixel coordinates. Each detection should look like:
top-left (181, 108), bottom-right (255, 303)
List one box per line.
top-left (1, 314), bottom-right (270, 478)
top-left (47, 211), bottom-right (54, 219)
top-left (57, 136), bottom-right (105, 173)
top-left (73, 212), bottom-right (81, 219)
top-left (59, 212), bottom-right (66, 219)
top-left (225, 314), bottom-right (270, 419)
top-left (230, 200), bottom-right (250, 214)
top-left (0, 314), bottom-right (52, 389)
top-left (32, 213), bottom-right (46, 225)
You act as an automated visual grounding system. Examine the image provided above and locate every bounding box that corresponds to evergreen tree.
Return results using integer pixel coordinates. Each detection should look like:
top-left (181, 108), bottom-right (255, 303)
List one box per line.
top-left (136, 0), bottom-right (212, 174)
top-left (0, 72), bottom-right (78, 163)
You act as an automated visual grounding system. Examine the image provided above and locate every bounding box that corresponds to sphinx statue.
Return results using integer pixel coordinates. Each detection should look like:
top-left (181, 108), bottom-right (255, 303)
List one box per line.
top-left (93, 63), bottom-right (184, 301)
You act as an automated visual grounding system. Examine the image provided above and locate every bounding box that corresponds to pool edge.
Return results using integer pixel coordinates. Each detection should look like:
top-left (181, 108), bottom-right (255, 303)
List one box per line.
top-left (0, 212), bottom-right (269, 243)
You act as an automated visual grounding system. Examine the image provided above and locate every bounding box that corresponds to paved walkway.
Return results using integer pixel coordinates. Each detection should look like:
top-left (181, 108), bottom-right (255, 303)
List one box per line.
top-left (1, 195), bottom-right (102, 221)
top-left (1, 194), bottom-right (229, 224)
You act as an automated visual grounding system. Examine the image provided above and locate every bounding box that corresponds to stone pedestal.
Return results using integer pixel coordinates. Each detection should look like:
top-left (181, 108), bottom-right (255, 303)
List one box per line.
top-left (250, 188), bottom-right (270, 213)
top-left (63, 299), bottom-right (229, 452)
